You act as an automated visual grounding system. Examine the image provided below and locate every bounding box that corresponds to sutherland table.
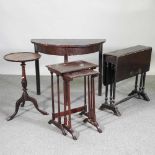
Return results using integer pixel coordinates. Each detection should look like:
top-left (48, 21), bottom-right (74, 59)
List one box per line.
top-left (4, 52), bottom-right (48, 121)
top-left (31, 39), bottom-right (106, 96)
top-left (99, 45), bottom-right (152, 116)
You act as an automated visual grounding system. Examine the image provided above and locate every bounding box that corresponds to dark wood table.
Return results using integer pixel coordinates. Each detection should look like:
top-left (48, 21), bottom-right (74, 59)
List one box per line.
top-left (99, 45), bottom-right (152, 116)
top-left (31, 39), bottom-right (106, 96)
top-left (47, 60), bottom-right (102, 140)
top-left (4, 52), bottom-right (48, 121)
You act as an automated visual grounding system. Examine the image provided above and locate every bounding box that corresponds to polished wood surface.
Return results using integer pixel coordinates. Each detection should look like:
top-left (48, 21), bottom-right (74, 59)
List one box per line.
top-left (47, 61), bottom-right (102, 140)
top-left (64, 69), bottom-right (99, 81)
top-left (31, 39), bottom-right (105, 56)
top-left (105, 45), bottom-right (151, 57)
top-left (4, 52), bottom-right (41, 62)
top-left (100, 45), bottom-right (152, 116)
top-left (31, 39), bottom-right (106, 96)
top-left (103, 45), bottom-right (152, 83)
top-left (4, 52), bottom-right (48, 121)
top-left (31, 39), bottom-right (105, 47)
top-left (47, 60), bottom-right (97, 75)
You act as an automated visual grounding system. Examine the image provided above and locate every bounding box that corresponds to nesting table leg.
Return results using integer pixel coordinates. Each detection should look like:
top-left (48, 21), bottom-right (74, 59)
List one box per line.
top-left (79, 77), bottom-right (87, 115)
top-left (83, 75), bottom-right (102, 133)
top-left (62, 81), bottom-right (78, 140)
top-left (48, 73), bottom-right (66, 136)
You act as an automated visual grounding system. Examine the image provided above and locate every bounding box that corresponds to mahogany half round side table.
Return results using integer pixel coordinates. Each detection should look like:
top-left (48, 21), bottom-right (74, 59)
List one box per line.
top-left (31, 39), bottom-right (106, 96)
top-left (4, 52), bottom-right (48, 121)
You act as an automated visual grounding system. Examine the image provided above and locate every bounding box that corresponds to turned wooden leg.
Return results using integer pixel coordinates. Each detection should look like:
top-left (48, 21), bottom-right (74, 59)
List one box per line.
top-left (98, 48), bottom-right (103, 96)
top-left (63, 80), bottom-right (67, 126)
top-left (112, 79), bottom-right (121, 116)
top-left (57, 75), bottom-right (61, 124)
top-left (99, 64), bottom-right (121, 116)
top-left (51, 73), bottom-right (55, 120)
top-left (63, 81), bottom-right (77, 140)
top-left (87, 76), bottom-right (91, 118)
top-left (128, 75), bottom-right (139, 96)
top-left (79, 76), bottom-right (87, 116)
top-left (99, 62), bottom-right (109, 110)
top-left (48, 74), bottom-right (66, 136)
top-left (84, 75), bottom-right (102, 133)
top-left (139, 73), bottom-right (150, 101)
top-left (7, 61), bottom-right (48, 121)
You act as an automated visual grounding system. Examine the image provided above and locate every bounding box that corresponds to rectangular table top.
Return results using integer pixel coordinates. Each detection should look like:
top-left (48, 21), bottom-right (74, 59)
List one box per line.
top-left (47, 60), bottom-right (98, 75)
top-left (104, 45), bottom-right (152, 58)
top-left (64, 69), bottom-right (99, 81)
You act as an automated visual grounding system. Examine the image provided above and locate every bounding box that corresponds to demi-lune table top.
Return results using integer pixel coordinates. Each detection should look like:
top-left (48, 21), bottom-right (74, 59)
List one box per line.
top-left (31, 39), bottom-right (106, 47)
top-left (31, 39), bottom-right (106, 56)
top-left (31, 39), bottom-right (106, 96)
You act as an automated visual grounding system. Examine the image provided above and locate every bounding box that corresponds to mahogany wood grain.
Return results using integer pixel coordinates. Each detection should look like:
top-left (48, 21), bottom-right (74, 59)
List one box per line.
top-left (31, 39), bottom-right (106, 96)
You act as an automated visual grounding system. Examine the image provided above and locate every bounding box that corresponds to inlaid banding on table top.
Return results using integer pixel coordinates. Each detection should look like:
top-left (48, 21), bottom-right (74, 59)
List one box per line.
top-left (4, 52), bottom-right (41, 62)
top-left (47, 60), bottom-right (98, 75)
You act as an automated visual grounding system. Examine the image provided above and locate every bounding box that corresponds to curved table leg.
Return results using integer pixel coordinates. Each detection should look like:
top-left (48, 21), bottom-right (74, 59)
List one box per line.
top-left (21, 101), bottom-right (25, 107)
top-left (7, 95), bottom-right (24, 121)
top-left (27, 95), bottom-right (49, 115)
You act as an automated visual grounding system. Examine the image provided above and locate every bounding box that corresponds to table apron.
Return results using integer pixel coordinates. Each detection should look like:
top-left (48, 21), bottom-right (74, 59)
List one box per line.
top-left (35, 44), bottom-right (102, 55)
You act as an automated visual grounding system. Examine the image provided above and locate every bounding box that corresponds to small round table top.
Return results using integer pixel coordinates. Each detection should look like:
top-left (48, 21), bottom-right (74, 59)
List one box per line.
top-left (4, 52), bottom-right (41, 62)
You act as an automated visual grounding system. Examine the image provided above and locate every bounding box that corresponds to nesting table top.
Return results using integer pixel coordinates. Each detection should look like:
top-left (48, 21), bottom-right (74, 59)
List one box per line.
top-left (47, 60), bottom-right (98, 75)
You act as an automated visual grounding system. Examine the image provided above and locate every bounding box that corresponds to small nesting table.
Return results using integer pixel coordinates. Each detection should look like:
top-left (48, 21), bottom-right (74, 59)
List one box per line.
top-left (4, 52), bottom-right (48, 121)
top-left (47, 60), bottom-right (102, 140)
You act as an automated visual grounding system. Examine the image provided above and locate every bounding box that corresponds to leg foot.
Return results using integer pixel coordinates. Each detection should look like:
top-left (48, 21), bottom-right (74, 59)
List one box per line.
top-left (27, 95), bottom-right (49, 115)
top-left (7, 96), bottom-right (23, 121)
top-left (49, 119), bottom-right (67, 136)
top-left (99, 102), bottom-right (108, 110)
top-left (128, 89), bottom-right (138, 96)
top-left (79, 110), bottom-right (87, 116)
top-left (63, 125), bottom-right (78, 140)
top-left (99, 103), bottom-right (121, 116)
top-left (83, 118), bottom-right (102, 133)
top-left (139, 91), bottom-right (150, 101)
top-left (21, 101), bottom-right (25, 107)
top-left (128, 90), bottom-right (150, 101)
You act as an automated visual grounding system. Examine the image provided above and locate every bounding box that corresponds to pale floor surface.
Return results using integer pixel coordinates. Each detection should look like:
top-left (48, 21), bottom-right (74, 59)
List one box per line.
top-left (0, 75), bottom-right (155, 155)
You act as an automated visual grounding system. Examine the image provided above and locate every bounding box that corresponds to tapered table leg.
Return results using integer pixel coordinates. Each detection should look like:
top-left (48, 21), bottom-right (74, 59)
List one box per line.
top-left (35, 59), bottom-right (41, 95)
top-left (98, 47), bottom-right (103, 96)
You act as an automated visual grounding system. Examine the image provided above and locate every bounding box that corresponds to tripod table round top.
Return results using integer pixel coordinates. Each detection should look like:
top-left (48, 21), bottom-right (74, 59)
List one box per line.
top-left (4, 52), bottom-right (41, 62)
